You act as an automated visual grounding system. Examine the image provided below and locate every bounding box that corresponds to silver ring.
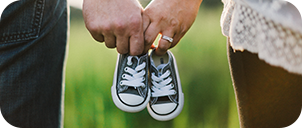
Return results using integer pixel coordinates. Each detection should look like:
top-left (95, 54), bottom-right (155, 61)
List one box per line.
top-left (162, 35), bottom-right (173, 43)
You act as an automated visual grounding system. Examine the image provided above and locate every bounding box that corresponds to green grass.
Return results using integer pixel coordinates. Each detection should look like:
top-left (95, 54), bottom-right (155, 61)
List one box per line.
top-left (64, 7), bottom-right (239, 128)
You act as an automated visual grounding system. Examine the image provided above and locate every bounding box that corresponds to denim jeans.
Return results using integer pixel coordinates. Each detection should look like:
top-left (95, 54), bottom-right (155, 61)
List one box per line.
top-left (0, 0), bottom-right (68, 127)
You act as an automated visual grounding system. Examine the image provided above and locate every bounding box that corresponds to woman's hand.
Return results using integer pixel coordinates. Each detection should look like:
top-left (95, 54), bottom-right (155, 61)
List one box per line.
top-left (143, 0), bottom-right (202, 55)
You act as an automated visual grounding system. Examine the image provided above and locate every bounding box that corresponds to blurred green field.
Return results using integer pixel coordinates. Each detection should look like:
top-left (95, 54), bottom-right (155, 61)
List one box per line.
top-left (64, 6), bottom-right (239, 128)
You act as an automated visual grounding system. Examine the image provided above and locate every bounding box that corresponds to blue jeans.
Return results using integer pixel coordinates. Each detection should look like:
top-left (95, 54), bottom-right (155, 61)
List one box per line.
top-left (0, 0), bottom-right (68, 127)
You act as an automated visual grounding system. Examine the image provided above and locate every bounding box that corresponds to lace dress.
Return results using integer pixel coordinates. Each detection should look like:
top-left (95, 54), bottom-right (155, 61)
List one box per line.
top-left (220, 0), bottom-right (302, 75)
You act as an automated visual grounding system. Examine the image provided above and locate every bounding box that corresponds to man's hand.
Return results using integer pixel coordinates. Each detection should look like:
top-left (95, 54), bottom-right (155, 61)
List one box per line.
top-left (83, 0), bottom-right (144, 56)
top-left (143, 0), bottom-right (202, 55)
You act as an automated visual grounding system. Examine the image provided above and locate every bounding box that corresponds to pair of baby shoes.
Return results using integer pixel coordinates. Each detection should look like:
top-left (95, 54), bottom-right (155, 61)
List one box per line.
top-left (111, 49), bottom-right (184, 121)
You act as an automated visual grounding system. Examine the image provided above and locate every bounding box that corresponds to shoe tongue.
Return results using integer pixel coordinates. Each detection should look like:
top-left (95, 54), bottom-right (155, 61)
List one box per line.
top-left (160, 58), bottom-right (164, 64)
top-left (157, 64), bottom-right (168, 76)
top-left (156, 57), bottom-right (168, 75)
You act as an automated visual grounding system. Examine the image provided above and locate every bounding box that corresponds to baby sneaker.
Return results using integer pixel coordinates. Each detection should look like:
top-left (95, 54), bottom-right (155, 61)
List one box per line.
top-left (111, 53), bottom-right (150, 112)
top-left (147, 49), bottom-right (184, 121)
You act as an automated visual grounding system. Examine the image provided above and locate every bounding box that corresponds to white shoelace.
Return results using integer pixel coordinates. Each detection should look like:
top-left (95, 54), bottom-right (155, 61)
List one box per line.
top-left (151, 64), bottom-right (176, 97)
top-left (120, 56), bottom-right (146, 88)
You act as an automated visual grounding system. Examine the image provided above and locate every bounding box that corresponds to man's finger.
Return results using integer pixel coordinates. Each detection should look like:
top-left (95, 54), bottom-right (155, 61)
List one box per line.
top-left (142, 13), bottom-right (151, 33)
top-left (91, 34), bottom-right (105, 43)
top-left (104, 34), bottom-right (116, 48)
top-left (116, 35), bottom-right (129, 54)
top-left (129, 32), bottom-right (144, 56)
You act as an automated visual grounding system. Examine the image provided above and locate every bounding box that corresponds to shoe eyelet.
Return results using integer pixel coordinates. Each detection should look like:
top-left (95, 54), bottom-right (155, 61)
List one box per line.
top-left (124, 67), bottom-right (128, 71)
top-left (120, 81), bottom-right (123, 85)
top-left (122, 74), bottom-right (126, 78)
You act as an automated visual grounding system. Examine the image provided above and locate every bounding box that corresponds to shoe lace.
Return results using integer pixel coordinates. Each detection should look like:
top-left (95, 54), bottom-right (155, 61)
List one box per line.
top-left (120, 56), bottom-right (146, 88)
top-left (151, 64), bottom-right (176, 97)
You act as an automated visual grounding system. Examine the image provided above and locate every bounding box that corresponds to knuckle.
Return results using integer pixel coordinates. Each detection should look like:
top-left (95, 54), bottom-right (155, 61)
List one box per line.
top-left (159, 15), bottom-right (168, 21)
top-left (85, 21), bottom-right (106, 42)
top-left (144, 35), bottom-right (153, 44)
top-left (114, 21), bottom-right (126, 32)
top-left (87, 21), bottom-right (112, 35)
top-left (101, 25), bottom-right (112, 34)
top-left (170, 19), bottom-right (179, 27)
top-left (130, 18), bottom-right (141, 26)
top-left (180, 25), bottom-right (189, 34)
top-left (85, 21), bottom-right (99, 33)
top-left (129, 18), bottom-right (142, 33)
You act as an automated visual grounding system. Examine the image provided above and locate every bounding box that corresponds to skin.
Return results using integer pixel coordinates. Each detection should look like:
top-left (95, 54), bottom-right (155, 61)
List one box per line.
top-left (83, 0), bottom-right (203, 56)
top-left (143, 0), bottom-right (203, 55)
top-left (82, 0), bottom-right (145, 55)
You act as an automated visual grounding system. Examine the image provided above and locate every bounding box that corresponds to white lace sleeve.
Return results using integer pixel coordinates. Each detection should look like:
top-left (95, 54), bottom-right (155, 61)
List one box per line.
top-left (221, 0), bottom-right (302, 75)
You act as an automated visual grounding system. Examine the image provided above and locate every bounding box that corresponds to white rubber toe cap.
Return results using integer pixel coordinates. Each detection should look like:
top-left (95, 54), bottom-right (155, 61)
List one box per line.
top-left (151, 103), bottom-right (177, 114)
top-left (119, 94), bottom-right (144, 105)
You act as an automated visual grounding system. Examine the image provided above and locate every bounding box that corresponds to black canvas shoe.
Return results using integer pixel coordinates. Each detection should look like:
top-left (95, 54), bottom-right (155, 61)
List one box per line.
top-left (111, 53), bottom-right (150, 112)
top-left (147, 50), bottom-right (184, 121)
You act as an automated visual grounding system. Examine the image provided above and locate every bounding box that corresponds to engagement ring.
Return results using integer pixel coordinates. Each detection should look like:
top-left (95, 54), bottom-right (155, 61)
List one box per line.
top-left (162, 35), bottom-right (173, 43)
